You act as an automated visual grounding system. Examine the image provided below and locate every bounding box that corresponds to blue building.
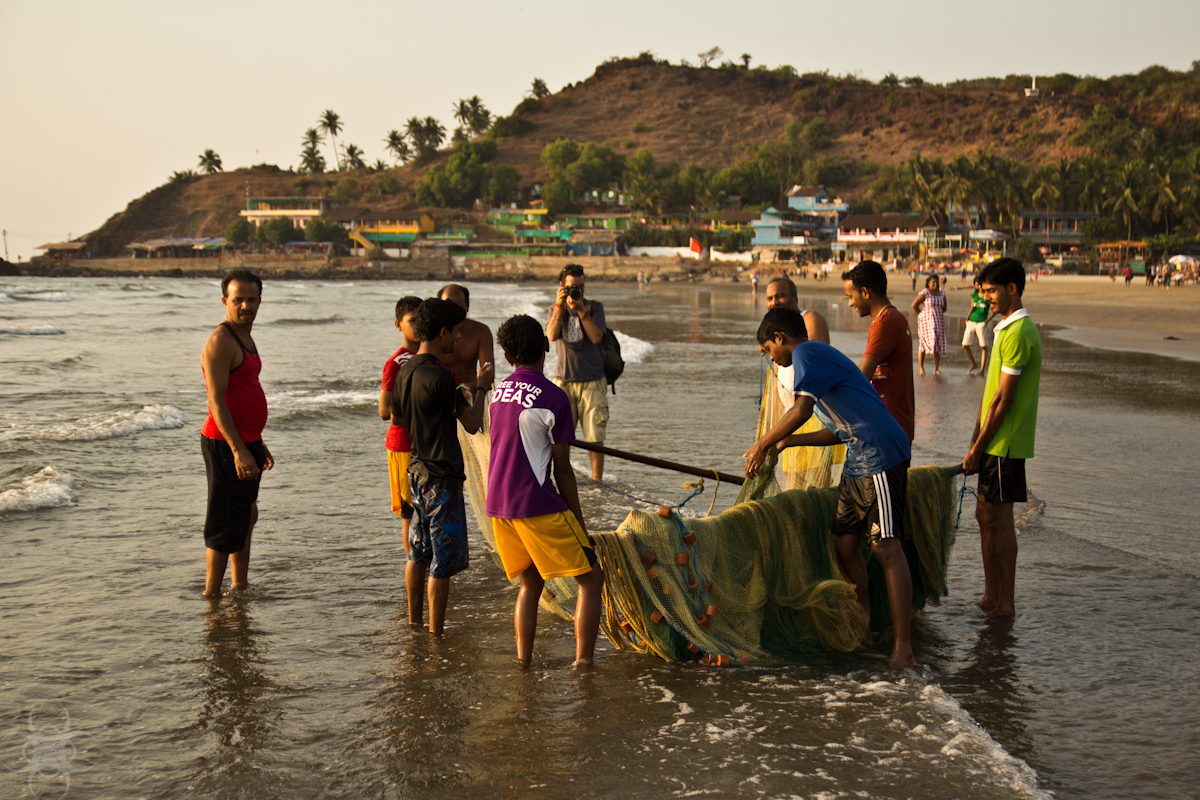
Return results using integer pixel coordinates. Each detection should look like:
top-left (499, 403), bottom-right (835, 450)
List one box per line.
top-left (785, 185), bottom-right (849, 240)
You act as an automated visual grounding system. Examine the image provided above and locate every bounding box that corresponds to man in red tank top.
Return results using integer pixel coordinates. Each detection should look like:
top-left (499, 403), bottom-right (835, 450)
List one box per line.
top-left (200, 269), bottom-right (274, 597)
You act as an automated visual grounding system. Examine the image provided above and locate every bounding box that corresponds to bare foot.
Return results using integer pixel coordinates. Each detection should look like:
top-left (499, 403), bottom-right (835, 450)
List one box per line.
top-left (919, 368), bottom-right (926, 376)
top-left (888, 647), bottom-right (917, 669)
top-left (966, 366), bottom-right (975, 375)
top-left (201, 590), bottom-right (222, 599)
top-left (983, 605), bottom-right (1015, 620)
top-left (572, 658), bottom-right (594, 670)
top-left (934, 369), bottom-right (942, 376)
top-left (975, 597), bottom-right (997, 611)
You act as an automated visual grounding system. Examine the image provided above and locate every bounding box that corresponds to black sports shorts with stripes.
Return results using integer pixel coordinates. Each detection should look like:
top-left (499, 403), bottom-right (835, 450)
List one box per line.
top-left (830, 460), bottom-right (909, 546)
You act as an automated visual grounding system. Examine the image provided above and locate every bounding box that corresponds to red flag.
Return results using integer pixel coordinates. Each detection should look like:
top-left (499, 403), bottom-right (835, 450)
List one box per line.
top-left (689, 237), bottom-right (702, 254)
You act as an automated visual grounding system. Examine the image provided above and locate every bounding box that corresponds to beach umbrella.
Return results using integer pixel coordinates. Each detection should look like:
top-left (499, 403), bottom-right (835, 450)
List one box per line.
top-left (1168, 254), bottom-right (1197, 265)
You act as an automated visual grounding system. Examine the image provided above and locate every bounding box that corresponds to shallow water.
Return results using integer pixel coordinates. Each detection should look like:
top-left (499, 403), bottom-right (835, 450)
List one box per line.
top-left (1, 277), bottom-right (1197, 799)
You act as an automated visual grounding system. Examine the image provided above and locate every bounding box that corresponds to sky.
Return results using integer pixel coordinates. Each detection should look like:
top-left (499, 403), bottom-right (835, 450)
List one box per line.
top-left (2, 0), bottom-right (1198, 262)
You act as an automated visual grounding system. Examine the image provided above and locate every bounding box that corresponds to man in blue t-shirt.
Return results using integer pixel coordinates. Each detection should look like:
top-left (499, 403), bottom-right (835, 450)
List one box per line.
top-left (745, 307), bottom-right (916, 669)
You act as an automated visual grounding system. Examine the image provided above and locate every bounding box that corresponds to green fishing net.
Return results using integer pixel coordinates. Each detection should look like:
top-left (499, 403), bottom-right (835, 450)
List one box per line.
top-left (459, 396), bottom-right (959, 665)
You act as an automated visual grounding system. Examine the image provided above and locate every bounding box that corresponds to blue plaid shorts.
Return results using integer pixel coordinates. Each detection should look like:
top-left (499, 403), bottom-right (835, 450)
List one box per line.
top-left (407, 472), bottom-right (469, 579)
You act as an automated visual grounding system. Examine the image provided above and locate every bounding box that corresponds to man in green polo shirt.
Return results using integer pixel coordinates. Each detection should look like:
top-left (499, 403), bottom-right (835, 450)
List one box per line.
top-left (962, 257), bottom-right (1041, 620)
top-left (962, 277), bottom-right (996, 376)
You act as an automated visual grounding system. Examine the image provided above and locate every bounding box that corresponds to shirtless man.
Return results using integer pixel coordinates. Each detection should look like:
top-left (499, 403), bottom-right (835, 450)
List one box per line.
top-left (438, 284), bottom-right (495, 392)
top-left (765, 276), bottom-right (830, 343)
top-left (200, 269), bottom-right (274, 597)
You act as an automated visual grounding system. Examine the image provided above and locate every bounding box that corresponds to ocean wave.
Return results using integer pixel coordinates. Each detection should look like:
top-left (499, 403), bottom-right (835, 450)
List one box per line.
top-left (121, 284), bottom-right (157, 291)
top-left (0, 325), bottom-right (66, 335)
top-left (0, 294), bottom-right (13, 304)
top-left (157, 292), bottom-right (185, 299)
top-left (268, 315), bottom-right (345, 326)
top-left (0, 467), bottom-right (77, 514)
top-left (268, 389), bottom-right (376, 414)
top-left (10, 291), bottom-right (72, 302)
top-left (614, 331), bottom-right (654, 365)
top-left (0, 405), bottom-right (187, 442)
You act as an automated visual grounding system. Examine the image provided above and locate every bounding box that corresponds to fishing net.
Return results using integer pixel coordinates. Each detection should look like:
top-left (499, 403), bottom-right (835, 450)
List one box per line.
top-left (592, 450), bottom-right (959, 664)
top-left (459, 393), bottom-right (960, 666)
top-left (755, 356), bottom-right (846, 491)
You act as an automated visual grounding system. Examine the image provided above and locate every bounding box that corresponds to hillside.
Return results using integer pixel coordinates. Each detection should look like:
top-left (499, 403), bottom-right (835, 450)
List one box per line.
top-left (81, 58), bottom-right (1200, 257)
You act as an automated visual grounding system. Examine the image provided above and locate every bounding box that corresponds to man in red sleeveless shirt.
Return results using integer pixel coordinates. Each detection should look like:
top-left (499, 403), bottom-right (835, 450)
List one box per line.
top-left (200, 269), bottom-right (274, 597)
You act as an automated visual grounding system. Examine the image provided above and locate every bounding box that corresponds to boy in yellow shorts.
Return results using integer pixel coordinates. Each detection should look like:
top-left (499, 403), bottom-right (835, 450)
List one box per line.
top-left (379, 296), bottom-right (422, 551)
top-left (486, 314), bottom-right (604, 667)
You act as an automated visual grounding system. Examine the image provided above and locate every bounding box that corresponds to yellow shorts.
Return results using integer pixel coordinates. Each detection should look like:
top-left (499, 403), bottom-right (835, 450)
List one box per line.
top-left (387, 449), bottom-right (413, 517)
top-left (492, 510), bottom-right (595, 580)
top-left (552, 377), bottom-right (609, 442)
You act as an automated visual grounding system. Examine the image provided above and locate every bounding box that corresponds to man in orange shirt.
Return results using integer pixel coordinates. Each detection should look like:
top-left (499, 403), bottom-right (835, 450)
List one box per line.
top-left (842, 260), bottom-right (915, 441)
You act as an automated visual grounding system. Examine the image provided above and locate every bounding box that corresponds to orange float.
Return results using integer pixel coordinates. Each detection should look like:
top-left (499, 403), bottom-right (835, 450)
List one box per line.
top-left (697, 614), bottom-right (710, 629)
top-left (657, 506), bottom-right (671, 518)
top-left (682, 530), bottom-right (697, 545)
top-left (650, 609), bottom-right (664, 624)
top-left (705, 604), bottom-right (719, 617)
top-left (641, 550), bottom-right (657, 565)
top-left (675, 553), bottom-right (689, 566)
top-left (646, 566), bottom-right (659, 579)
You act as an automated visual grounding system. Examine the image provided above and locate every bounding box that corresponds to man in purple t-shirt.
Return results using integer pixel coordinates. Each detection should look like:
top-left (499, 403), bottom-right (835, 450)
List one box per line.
top-left (487, 314), bottom-right (604, 668)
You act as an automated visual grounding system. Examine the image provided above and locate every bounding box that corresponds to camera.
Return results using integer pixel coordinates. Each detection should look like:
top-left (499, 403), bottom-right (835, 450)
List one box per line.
top-left (566, 285), bottom-right (583, 301)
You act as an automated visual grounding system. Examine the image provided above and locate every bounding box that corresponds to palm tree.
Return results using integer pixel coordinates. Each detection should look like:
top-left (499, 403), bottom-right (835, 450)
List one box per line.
top-left (1049, 157), bottom-right (1078, 237)
top-left (343, 144), bottom-right (366, 171)
top-left (299, 143), bottom-right (325, 175)
top-left (990, 159), bottom-right (1030, 238)
top-left (530, 78), bottom-right (550, 99)
top-left (1075, 155), bottom-right (1109, 215)
top-left (904, 154), bottom-right (942, 226)
top-left (1145, 158), bottom-right (1178, 235)
top-left (739, 53), bottom-right (752, 69)
top-left (934, 155), bottom-right (979, 230)
top-left (452, 99), bottom-right (472, 131)
top-left (197, 149), bottom-right (223, 174)
top-left (318, 110), bottom-right (343, 170)
top-left (1107, 162), bottom-right (1143, 269)
top-left (1029, 166), bottom-right (1061, 252)
top-left (372, 158), bottom-right (388, 173)
top-left (466, 96), bottom-right (491, 136)
top-left (302, 127), bottom-right (321, 149)
top-left (383, 129), bottom-right (410, 164)
top-left (421, 116), bottom-right (446, 152)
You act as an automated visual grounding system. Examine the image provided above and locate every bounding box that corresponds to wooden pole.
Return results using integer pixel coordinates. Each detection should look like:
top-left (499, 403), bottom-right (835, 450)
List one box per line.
top-left (569, 440), bottom-right (745, 485)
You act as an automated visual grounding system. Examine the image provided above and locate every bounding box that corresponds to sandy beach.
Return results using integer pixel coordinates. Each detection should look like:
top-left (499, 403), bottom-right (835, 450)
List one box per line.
top-left (774, 272), bottom-right (1200, 363)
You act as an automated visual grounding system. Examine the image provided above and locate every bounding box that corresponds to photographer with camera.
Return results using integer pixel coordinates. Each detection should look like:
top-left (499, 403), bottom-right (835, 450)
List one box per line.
top-left (546, 263), bottom-right (609, 481)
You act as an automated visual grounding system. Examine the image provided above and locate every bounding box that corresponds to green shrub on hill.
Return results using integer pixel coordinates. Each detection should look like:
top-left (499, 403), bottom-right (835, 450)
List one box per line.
top-left (330, 178), bottom-right (358, 200)
top-left (304, 217), bottom-right (348, 246)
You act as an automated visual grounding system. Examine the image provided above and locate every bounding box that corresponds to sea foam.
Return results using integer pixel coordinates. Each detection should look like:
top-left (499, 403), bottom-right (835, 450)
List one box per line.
top-left (614, 331), bottom-right (654, 365)
top-left (0, 467), bottom-right (77, 513)
top-left (8, 290), bottom-right (72, 302)
top-left (0, 405), bottom-right (187, 442)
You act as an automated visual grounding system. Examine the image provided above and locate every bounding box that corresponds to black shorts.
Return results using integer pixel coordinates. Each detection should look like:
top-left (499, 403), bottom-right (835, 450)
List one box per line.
top-left (831, 460), bottom-right (909, 546)
top-left (977, 454), bottom-right (1027, 505)
top-left (202, 436), bottom-right (265, 554)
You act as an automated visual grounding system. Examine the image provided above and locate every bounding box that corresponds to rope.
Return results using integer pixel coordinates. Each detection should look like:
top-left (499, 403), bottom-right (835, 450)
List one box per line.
top-left (574, 466), bottom-right (719, 514)
top-left (954, 467), bottom-right (977, 531)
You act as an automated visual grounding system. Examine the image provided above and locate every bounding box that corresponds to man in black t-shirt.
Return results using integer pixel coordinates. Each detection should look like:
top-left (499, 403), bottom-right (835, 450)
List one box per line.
top-left (393, 298), bottom-right (494, 635)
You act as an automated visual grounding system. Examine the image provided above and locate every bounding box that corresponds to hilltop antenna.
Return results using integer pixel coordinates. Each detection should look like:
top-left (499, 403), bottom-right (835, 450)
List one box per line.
top-left (1025, 76), bottom-right (1040, 98)
top-left (2, 230), bottom-right (8, 260)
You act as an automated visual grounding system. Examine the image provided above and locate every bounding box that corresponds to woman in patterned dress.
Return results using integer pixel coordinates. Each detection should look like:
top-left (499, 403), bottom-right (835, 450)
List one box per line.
top-left (911, 275), bottom-right (946, 376)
